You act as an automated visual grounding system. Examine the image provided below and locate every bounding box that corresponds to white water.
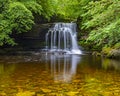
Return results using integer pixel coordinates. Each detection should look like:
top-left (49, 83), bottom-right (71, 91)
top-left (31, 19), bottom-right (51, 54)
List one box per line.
top-left (45, 23), bottom-right (82, 54)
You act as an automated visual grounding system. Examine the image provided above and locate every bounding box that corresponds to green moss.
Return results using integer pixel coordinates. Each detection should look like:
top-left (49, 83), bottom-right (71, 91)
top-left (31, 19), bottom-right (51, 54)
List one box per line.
top-left (102, 46), bottom-right (120, 59)
top-left (113, 43), bottom-right (120, 49)
top-left (102, 47), bottom-right (112, 56)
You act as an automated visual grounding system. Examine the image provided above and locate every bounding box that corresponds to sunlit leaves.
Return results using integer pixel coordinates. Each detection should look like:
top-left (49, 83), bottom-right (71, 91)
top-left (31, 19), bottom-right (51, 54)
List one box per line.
top-left (0, 0), bottom-right (120, 47)
top-left (0, 0), bottom-right (56, 46)
top-left (55, 0), bottom-right (81, 20)
top-left (0, 19), bottom-right (15, 46)
top-left (0, 0), bottom-right (10, 13)
top-left (18, 0), bottom-right (42, 15)
top-left (81, 0), bottom-right (120, 47)
top-left (7, 2), bottom-right (34, 33)
top-left (0, 2), bottom-right (34, 46)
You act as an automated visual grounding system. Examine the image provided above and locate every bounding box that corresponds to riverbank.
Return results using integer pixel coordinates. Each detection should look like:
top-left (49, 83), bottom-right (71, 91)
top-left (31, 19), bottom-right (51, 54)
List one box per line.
top-left (79, 41), bottom-right (120, 59)
top-left (102, 46), bottom-right (120, 59)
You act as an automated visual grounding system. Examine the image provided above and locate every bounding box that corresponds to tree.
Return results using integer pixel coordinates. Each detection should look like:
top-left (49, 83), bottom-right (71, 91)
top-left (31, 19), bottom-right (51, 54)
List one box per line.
top-left (0, 1), bottom-right (34, 46)
top-left (81, 0), bottom-right (120, 47)
top-left (0, 0), bottom-right (57, 46)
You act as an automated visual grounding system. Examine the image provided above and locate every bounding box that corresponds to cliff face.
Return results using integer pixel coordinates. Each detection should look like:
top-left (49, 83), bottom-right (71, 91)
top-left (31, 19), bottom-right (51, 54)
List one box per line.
top-left (14, 23), bottom-right (52, 50)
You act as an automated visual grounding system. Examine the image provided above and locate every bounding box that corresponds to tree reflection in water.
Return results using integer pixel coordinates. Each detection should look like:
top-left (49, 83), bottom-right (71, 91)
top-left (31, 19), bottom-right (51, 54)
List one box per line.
top-left (0, 63), bottom-right (16, 90)
top-left (102, 58), bottom-right (120, 71)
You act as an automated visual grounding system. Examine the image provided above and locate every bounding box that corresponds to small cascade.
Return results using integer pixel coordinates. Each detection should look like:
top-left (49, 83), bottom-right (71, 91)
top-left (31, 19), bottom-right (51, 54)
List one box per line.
top-left (45, 23), bottom-right (82, 54)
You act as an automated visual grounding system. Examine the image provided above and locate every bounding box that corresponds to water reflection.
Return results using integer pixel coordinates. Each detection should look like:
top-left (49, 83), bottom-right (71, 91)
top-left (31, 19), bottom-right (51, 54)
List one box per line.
top-left (0, 63), bottom-right (16, 76)
top-left (0, 63), bottom-right (16, 89)
top-left (45, 54), bottom-right (81, 82)
top-left (102, 58), bottom-right (120, 71)
top-left (0, 54), bottom-right (120, 95)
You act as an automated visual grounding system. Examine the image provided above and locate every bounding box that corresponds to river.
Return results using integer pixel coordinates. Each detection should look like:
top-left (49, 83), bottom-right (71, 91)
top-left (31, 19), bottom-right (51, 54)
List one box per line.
top-left (0, 53), bottom-right (120, 96)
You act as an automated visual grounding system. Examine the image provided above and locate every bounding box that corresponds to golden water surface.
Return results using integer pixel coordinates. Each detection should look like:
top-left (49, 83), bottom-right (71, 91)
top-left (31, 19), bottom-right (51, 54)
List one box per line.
top-left (0, 53), bottom-right (120, 96)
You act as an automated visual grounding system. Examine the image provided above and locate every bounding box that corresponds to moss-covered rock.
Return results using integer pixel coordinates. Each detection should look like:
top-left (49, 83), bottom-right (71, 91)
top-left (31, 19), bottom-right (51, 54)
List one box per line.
top-left (108, 49), bottom-right (120, 59)
top-left (113, 43), bottom-right (120, 49)
top-left (101, 47), bottom-right (112, 56)
top-left (92, 51), bottom-right (101, 56)
top-left (102, 46), bottom-right (120, 59)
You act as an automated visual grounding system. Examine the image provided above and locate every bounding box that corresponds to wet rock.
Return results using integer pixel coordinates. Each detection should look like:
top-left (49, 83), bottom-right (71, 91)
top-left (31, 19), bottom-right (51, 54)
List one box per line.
top-left (108, 49), bottom-right (120, 58)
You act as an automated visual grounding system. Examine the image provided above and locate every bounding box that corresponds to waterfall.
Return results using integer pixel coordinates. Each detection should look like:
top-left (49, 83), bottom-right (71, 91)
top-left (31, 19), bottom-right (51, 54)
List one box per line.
top-left (45, 23), bottom-right (82, 54)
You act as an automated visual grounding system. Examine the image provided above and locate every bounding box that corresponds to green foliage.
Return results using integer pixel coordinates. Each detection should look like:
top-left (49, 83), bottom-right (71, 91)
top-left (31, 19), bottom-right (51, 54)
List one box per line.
top-left (0, 0), bottom-right (57, 46)
top-left (0, 0), bottom-right (120, 48)
top-left (56, 0), bottom-right (85, 20)
top-left (18, 0), bottom-right (42, 15)
top-left (102, 46), bottom-right (112, 55)
top-left (0, 20), bottom-right (15, 46)
top-left (37, 0), bottom-right (57, 20)
top-left (57, 0), bottom-right (120, 50)
top-left (80, 0), bottom-right (120, 48)
top-left (0, 0), bottom-right (10, 13)
top-left (6, 2), bottom-right (34, 33)
top-left (113, 43), bottom-right (120, 49)
top-left (0, 2), bottom-right (34, 46)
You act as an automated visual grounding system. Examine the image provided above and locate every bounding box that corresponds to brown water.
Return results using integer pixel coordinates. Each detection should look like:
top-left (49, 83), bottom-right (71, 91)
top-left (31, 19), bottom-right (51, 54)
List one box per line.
top-left (0, 53), bottom-right (120, 96)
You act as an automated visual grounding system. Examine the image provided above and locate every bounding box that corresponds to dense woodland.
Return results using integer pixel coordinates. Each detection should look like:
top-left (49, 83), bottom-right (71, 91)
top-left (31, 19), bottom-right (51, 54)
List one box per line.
top-left (0, 0), bottom-right (120, 55)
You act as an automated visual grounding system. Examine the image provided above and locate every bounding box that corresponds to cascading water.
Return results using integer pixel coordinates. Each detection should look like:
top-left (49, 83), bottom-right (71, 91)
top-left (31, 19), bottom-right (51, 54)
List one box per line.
top-left (45, 23), bottom-right (82, 54)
